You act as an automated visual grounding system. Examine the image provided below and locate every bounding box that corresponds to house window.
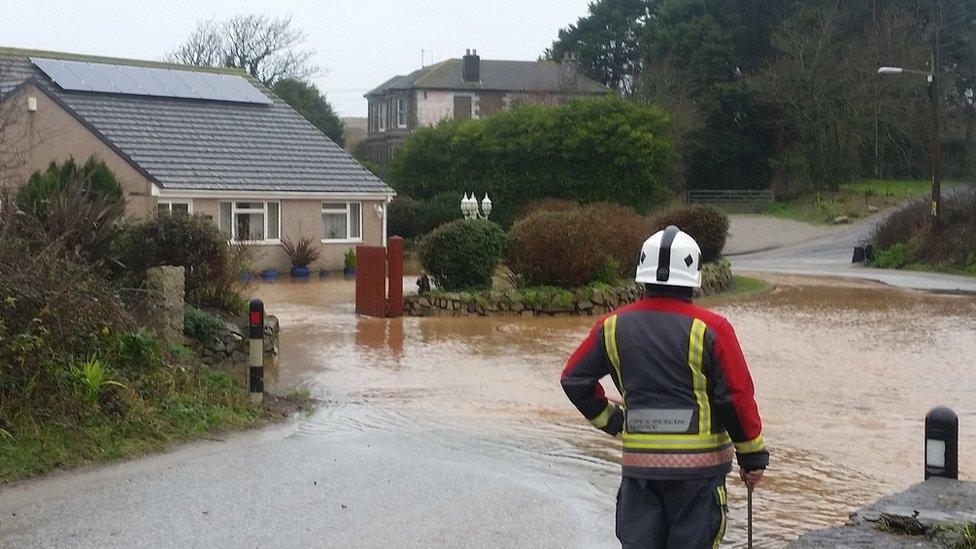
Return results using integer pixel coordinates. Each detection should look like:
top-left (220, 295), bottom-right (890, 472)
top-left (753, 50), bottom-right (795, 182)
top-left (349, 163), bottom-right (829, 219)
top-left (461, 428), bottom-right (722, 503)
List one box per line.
top-left (378, 102), bottom-right (386, 132)
top-left (397, 97), bottom-right (407, 128)
top-left (157, 200), bottom-right (192, 215)
top-left (219, 201), bottom-right (280, 243)
top-left (321, 202), bottom-right (362, 242)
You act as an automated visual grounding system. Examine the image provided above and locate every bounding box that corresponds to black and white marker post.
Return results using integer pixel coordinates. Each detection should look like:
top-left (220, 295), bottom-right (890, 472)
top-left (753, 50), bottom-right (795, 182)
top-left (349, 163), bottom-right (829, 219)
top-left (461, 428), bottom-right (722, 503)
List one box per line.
top-left (249, 299), bottom-right (264, 404)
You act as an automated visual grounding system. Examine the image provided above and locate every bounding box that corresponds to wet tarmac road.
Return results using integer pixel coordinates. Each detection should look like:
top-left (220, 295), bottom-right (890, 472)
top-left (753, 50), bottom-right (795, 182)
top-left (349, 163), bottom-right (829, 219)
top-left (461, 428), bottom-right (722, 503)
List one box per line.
top-left (3, 275), bottom-right (975, 547)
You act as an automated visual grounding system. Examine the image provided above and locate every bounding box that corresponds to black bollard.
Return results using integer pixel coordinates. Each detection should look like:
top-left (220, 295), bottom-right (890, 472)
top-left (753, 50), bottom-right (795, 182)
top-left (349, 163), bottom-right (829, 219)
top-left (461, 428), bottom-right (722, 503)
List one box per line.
top-left (249, 299), bottom-right (264, 404)
top-left (924, 406), bottom-right (958, 480)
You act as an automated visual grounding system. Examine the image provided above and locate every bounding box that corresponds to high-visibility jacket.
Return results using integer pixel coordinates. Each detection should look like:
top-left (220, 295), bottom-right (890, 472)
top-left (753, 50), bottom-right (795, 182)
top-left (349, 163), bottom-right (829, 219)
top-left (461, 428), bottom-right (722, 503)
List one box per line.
top-left (561, 293), bottom-right (769, 480)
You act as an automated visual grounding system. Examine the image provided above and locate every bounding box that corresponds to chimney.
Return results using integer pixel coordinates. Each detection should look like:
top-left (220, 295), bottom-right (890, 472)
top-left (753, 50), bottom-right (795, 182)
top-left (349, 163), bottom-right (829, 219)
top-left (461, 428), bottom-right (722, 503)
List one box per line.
top-left (560, 52), bottom-right (580, 89)
top-left (462, 49), bottom-right (480, 83)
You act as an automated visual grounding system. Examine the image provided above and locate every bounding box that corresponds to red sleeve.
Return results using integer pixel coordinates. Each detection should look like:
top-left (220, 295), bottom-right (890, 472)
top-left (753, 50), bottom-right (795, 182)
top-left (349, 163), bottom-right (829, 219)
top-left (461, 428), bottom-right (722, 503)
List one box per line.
top-left (560, 319), bottom-right (623, 436)
top-left (713, 319), bottom-right (763, 440)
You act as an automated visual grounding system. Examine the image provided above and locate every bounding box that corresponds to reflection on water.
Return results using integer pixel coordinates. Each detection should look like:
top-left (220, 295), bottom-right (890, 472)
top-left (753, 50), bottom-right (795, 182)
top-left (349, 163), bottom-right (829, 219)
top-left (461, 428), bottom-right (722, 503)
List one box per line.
top-left (256, 277), bottom-right (976, 547)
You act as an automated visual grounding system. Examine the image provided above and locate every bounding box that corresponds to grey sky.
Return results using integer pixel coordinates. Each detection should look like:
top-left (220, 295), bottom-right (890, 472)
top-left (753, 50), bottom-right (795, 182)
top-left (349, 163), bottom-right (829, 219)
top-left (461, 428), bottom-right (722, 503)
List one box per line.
top-left (1, 0), bottom-right (592, 118)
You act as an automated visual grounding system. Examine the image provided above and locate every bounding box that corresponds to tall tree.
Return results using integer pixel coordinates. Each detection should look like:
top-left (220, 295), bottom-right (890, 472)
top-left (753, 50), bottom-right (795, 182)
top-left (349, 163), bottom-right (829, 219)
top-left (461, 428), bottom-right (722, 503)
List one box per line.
top-left (635, 0), bottom-right (787, 190)
top-left (168, 14), bottom-right (318, 86)
top-left (545, 0), bottom-right (655, 94)
top-left (272, 79), bottom-right (345, 145)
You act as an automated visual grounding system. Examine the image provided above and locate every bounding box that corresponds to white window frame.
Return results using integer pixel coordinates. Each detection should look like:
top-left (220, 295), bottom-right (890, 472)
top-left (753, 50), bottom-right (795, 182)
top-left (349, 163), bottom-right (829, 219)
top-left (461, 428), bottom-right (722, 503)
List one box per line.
top-left (378, 102), bottom-right (386, 132)
top-left (396, 97), bottom-right (407, 128)
top-left (321, 201), bottom-right (362, 243)
top-left (157, 199), bottom-right (193, 214)
top-left (219, 201), bottom-right (281, 245)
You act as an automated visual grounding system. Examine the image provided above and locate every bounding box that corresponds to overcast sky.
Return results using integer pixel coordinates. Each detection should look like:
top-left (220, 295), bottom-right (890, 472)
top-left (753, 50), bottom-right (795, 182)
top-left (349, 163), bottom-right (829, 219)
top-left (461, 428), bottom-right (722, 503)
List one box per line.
top-left (1, 0), bottom-right (592, 118)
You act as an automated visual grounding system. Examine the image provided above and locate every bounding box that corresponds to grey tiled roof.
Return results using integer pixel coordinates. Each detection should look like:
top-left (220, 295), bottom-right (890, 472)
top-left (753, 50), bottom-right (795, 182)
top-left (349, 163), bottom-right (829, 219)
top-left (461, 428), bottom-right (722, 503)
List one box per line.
top-left (0, 48), bottom-right (392, 194)
top-left (367, 58), bottom-right (610, 96)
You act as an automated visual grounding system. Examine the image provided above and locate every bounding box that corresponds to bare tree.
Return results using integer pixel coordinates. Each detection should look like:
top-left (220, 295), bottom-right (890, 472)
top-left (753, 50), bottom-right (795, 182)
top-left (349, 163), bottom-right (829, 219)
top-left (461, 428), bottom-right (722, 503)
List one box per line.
top-left (169, 18), bottom-right (224, 67)
top-left (167, 14), bottom-right (318, 86)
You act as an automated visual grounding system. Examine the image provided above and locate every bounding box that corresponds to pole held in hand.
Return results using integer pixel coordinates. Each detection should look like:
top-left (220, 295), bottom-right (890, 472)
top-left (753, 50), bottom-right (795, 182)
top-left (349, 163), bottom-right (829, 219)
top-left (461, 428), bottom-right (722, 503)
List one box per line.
top-left (747, 484), bottom-right (754, 549)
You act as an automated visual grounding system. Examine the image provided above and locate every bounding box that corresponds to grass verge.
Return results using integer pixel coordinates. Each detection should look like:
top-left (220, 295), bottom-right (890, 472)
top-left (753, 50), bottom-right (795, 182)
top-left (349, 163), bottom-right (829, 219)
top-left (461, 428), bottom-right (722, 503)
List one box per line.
top-left (0, 365), bottom-right (266, 483)
top-left (717, 179), bottom-right (966, 225)
top-left (699, 275), bottom-right (771, 305)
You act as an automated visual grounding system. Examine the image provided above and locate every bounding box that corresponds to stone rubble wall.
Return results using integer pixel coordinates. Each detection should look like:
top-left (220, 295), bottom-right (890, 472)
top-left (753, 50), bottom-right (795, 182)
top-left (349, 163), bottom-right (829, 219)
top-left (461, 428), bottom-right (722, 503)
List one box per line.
top-left (192, 315), bottom-right (280, 367)
top-left (405, 261), bottom-right (733, 318)
top-left (141, 266), bottom-right (185, 344)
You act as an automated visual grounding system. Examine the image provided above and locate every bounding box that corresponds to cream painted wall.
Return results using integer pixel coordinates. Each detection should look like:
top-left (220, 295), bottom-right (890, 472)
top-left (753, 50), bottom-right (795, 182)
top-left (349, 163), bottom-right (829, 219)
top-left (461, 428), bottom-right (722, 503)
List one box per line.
top-left (175, 197), bottom-right (388, 272)
top-left (2, 84), bottom-right (156, 217)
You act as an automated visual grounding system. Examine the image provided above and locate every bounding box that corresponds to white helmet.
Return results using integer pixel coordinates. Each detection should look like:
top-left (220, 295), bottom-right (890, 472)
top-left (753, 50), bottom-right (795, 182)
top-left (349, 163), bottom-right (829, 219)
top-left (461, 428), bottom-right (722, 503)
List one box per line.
top-left (635, 225), bottom-right (702, 288)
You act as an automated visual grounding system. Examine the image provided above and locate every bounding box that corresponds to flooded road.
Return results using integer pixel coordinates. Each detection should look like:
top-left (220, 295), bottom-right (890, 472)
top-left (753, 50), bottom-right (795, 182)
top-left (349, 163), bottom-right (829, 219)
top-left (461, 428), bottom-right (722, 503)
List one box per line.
top-left (257, 275), bottom-right (976, 547)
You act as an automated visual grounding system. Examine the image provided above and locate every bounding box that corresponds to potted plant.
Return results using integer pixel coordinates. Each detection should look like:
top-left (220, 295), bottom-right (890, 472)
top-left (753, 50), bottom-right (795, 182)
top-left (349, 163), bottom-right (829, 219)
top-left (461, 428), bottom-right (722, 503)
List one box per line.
top-left (343, 248), bottom-right (356, 278)
top-left (282, 235), bottom-right (321, 279)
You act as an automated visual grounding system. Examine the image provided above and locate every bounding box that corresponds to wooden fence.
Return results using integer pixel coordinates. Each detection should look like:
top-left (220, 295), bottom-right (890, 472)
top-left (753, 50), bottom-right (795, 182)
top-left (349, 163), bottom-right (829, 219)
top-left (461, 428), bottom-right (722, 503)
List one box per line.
top-left (684, 189), bottom-right (775, 204)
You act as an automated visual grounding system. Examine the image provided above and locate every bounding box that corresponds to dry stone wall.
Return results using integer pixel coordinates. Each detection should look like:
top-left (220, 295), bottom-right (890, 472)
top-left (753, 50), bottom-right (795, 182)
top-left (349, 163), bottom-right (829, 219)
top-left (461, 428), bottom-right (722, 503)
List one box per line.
top-left (405, 261), bottom-right (733, 318)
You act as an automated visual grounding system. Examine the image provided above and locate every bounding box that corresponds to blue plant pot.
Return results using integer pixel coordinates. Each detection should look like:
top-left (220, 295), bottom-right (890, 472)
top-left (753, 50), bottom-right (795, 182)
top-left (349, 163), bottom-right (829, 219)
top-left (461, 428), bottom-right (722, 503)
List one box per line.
top-left (343, 267), bottom-right (356, 278)
top-left (290, 266), bottom-right (311, 278)
top-left (260, 269), bottom-right (279, 280)
top-left (239, 272), bottom-right (254, 282)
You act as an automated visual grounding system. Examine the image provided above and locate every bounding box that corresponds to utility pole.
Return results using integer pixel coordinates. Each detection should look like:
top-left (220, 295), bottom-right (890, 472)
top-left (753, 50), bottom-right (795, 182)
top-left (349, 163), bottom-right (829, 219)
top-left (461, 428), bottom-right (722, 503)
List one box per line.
top-left (930, 0), bottom-right (943, 223)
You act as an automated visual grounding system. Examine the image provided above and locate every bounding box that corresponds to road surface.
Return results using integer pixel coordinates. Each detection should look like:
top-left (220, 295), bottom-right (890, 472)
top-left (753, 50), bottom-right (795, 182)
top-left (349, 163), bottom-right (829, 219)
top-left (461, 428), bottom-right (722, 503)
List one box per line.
top-left (729, 211), bottom-right (976, 293)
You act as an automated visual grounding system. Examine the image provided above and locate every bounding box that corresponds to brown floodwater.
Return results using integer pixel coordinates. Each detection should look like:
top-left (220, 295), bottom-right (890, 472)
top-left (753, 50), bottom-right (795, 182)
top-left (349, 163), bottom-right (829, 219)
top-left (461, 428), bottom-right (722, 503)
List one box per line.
top-left (252, 275), bottom-right (976, 547)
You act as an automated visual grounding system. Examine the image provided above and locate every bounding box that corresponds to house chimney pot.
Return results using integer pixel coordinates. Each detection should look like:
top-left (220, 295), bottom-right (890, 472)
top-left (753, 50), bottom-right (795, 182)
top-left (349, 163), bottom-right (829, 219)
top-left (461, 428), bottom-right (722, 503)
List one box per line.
top-left (462, 49), bottom-right (481, 83)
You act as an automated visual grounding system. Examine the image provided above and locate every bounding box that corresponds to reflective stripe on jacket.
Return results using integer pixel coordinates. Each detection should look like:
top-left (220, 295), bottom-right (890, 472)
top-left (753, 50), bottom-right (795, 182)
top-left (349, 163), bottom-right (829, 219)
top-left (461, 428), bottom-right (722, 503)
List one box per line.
top-left (561, 295), bottom-right (769, 480)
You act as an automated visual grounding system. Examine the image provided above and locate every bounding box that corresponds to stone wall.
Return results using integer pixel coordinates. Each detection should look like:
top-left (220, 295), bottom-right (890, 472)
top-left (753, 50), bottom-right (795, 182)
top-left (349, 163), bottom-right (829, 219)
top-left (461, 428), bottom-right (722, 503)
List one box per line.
top-left (191, 314), bottom-right (280, 368)
top-left (405, 261), bottom-right (733, 318)
top-left (142, 266), bottom-right (185, 343)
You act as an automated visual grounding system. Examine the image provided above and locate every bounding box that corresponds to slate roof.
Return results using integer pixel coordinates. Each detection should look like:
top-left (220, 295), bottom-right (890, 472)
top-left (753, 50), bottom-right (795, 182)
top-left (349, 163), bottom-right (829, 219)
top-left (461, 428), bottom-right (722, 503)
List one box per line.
top-left (0, 48), bottom-right (392, 194)
top-left (366, 58), bottom-right (610, 96)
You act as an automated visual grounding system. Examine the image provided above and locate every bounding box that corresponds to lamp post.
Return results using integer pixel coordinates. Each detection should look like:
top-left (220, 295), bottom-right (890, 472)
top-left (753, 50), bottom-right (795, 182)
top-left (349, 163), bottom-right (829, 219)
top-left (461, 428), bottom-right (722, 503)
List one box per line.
top-left (877, 5), bottom-right (942, 222)
top-left (460, 193), bottom-right (492, 220)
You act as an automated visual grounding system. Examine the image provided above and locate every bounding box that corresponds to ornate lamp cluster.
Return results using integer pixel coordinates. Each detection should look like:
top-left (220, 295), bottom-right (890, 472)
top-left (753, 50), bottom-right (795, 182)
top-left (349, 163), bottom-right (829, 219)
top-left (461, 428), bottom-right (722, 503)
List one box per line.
top-left (460, 193), bottom-right (492, 220)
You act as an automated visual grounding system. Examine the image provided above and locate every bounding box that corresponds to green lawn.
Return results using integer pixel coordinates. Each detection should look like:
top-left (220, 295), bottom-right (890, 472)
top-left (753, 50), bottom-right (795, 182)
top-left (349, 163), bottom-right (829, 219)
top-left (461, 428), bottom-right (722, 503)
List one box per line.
top-left (762, 179), bottom-right (967, 225)
top-left (700, 275), bottom-right (771, 305)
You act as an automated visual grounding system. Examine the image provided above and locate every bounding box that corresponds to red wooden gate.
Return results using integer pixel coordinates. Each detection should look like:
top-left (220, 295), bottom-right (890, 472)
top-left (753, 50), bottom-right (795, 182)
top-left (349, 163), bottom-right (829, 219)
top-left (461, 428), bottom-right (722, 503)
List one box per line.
top-left (354, 236), bottom-right (404, 318)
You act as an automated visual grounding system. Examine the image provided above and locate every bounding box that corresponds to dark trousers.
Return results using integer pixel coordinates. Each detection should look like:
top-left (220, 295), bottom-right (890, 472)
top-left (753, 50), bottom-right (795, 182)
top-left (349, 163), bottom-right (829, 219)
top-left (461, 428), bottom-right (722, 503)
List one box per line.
top-left (616, 475), bottom-right (727, 549)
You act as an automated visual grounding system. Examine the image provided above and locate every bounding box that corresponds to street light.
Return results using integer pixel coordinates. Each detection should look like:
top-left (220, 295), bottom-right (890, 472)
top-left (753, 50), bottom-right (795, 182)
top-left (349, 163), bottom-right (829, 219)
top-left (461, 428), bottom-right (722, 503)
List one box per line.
top-left (877, 6), bottom-right (942, 223)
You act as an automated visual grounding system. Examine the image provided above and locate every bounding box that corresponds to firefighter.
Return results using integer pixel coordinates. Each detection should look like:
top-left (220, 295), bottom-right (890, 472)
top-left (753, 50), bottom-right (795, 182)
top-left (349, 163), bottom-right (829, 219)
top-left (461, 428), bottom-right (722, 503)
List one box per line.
top-left (561, 225), bottom-right (768, 548)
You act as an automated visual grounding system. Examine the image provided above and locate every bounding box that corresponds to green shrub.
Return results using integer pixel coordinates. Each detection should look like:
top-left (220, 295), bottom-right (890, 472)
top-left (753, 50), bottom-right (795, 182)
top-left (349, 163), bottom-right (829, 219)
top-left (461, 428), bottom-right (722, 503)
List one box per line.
top-left (871, 189), bottom-right (976, 272)
top-left (650, 205), bottom-right (729, 262)
top-left (872, 244), bottom-right (905, 269)
top-left (16, 157), bottom-right (123, 219)
top-left (387, 195), bottom-right (421, 238)
top-left (344, 248), bottom-right (356, 270)
top-left (389, 98), bottom-right (678, 220)
top-left (514, 198), bottom-right (580, 222)
top-left (418, 219), bottom-right (508, 290)
top-left (111, 213), bottom-right (247, 310)
top-left (507, 203), bottom-right (649, 288)
top-left (184, 306), bottom-right (225, 345)
top-left (15, 158), bottom-right (126, 267)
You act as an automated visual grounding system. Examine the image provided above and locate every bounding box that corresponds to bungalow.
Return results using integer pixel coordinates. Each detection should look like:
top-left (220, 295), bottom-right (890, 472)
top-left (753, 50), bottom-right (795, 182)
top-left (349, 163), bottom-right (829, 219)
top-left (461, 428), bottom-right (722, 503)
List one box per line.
top-left (0, 48), bottom-right (394, 271)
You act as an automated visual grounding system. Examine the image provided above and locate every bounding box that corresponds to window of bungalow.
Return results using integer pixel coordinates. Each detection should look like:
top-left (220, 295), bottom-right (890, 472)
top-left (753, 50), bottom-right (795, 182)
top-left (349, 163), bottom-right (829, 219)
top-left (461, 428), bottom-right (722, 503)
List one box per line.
top-left (219, 201), bottom-right (280, 243)
top-left (321, 202), bottom-right (362, 242)
top-left (378, 102), bottom-right (386, 132)
top-left (157, 200), bottom-right (192, 215)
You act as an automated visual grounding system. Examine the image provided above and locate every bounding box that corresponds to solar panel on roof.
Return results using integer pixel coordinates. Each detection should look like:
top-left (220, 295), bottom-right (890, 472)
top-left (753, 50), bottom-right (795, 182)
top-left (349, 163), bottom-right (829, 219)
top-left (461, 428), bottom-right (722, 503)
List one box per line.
top-left (30, 57), bottom-right (90, 91)
top-left (29, 57), bottom-right (272, 105)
